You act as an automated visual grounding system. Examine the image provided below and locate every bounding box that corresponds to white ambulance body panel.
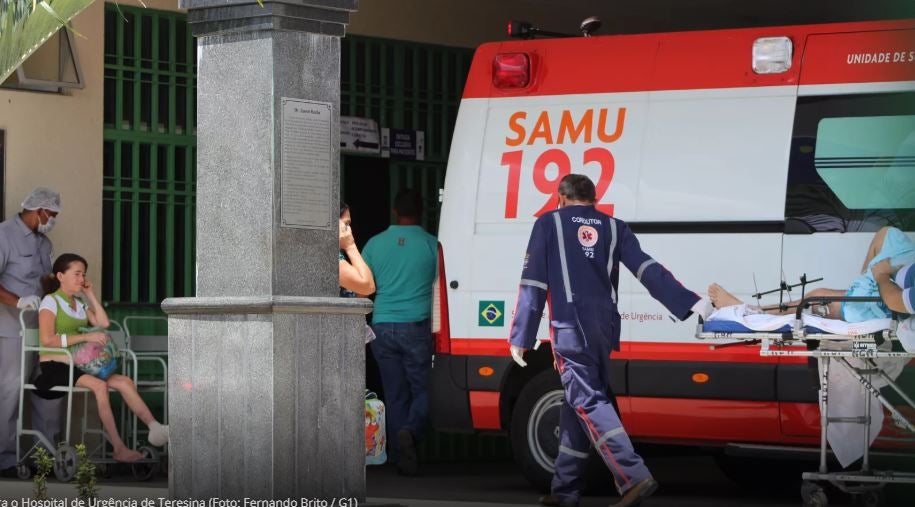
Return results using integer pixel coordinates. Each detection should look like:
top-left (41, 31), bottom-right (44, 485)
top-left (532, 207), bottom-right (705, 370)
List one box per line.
top-left (443, 86), bottom-right (798, 344)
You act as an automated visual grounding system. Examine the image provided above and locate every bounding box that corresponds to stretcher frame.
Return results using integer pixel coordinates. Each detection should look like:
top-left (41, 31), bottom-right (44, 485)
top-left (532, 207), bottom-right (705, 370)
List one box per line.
top-left (696, 296), bottom-right (915, 507)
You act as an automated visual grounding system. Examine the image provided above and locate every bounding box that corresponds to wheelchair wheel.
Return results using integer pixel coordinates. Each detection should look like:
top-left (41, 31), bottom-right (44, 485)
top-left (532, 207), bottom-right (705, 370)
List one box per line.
top-left (16, 463), bottom-right (31, 480)
top-left (131, 446), bottom-right (159, 481)
top-left (97, 463), bottom-right (114, 479)
top-left (54, 445), bottom-right (78, 482)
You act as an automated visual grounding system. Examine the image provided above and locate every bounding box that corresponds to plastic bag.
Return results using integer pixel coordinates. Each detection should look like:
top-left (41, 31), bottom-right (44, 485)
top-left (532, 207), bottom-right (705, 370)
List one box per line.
top-left (71, 327), bottom-right (119, 380)
top-left (365, 390), bottom-right (387, 465)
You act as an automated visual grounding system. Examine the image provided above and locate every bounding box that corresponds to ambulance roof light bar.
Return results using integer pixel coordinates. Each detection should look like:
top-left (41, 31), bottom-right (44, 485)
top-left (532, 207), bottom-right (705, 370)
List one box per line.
top-left (752, 36), bottom-right (793, 74)
top-left (507, 20), bottom-right (574, 39)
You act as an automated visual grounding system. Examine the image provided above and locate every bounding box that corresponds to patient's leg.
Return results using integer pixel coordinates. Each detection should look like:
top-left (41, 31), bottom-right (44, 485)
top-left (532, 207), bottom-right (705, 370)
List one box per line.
top-left (709, 284), bottom-right (846, 319)
top-left (861, 226), bottom-right (891, 274)
top-left (776, 288), bottom-right (847, 319)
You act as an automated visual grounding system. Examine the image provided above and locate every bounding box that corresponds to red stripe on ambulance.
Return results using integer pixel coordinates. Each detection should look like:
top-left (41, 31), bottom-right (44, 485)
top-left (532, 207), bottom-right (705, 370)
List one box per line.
top-left (463, 20), bottom-right (915, 98)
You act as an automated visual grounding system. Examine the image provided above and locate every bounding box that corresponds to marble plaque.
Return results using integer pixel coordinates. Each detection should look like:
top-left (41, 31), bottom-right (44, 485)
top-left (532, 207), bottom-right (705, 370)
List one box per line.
top-left (281, 98), bottom-right (333, 229)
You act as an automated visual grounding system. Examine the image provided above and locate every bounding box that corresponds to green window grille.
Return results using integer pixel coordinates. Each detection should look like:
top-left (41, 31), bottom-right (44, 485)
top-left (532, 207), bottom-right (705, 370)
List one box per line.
top-left (102, 3), bottom-right (196, 309)
top-left (341, 36), bottom-right (473, 233)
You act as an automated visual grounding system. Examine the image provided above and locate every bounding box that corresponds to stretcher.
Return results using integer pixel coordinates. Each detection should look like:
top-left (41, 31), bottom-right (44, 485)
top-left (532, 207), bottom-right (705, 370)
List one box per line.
top-left (695, 296), bottom-right (915, 507)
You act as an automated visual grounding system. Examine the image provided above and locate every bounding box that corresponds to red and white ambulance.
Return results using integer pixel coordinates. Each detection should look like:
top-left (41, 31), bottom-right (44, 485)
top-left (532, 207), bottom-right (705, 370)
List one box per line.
top-left (429, 19), bottom-right (915, 488)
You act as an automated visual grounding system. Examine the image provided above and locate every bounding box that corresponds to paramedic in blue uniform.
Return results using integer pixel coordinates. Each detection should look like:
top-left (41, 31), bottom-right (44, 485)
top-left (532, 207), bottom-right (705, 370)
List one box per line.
top-left (509, 174), bottom-right (707, 507)
top-left (0, 188), bottom-right (63, 477)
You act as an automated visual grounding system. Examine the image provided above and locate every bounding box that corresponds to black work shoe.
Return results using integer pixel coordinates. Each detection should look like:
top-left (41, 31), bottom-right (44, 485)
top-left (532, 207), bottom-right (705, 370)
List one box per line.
top-left (539, 495), bottom-right (578, 507)
top-left (396, 428), bottom-right (418, 476)
top-left (613, 478), bottom-right (659, 507)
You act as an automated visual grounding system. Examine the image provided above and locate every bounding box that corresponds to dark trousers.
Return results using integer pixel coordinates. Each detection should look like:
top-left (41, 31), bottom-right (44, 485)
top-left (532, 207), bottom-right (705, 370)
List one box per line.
top-left (370, 319), bottom-right (432, 460)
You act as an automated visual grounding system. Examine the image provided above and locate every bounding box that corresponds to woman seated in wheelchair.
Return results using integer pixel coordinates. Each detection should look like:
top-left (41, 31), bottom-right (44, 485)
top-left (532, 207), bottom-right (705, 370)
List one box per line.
top-left (32, 253), bottom-right (168, 462)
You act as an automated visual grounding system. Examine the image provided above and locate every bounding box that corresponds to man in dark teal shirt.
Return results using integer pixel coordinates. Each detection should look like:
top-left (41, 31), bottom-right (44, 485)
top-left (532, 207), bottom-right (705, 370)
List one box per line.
top-left (363, 189), bottom-right (437, 476)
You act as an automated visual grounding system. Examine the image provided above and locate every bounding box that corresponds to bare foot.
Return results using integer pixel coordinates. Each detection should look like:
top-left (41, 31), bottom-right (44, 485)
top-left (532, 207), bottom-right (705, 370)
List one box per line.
top-left (708, 283), bottom-right (743, 308)
top-left (113, 448), bottom-right (145, 463)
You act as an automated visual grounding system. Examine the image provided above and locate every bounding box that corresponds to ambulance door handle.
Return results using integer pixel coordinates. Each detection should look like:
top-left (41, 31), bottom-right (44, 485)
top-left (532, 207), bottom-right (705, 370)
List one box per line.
top-left (450, 280), bottom-right (459, 289)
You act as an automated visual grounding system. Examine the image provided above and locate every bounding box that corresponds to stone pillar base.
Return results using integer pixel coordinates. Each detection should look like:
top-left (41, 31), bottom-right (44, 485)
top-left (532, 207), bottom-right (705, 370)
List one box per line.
top-left (163, 296), bottom-right (371, 500)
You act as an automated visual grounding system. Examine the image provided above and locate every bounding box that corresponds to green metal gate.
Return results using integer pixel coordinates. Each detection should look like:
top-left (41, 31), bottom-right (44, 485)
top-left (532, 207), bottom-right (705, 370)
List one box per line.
top-left (341, 36), bottom-right (472, 234)
top-left (102, 4), bottom-right (196, 319)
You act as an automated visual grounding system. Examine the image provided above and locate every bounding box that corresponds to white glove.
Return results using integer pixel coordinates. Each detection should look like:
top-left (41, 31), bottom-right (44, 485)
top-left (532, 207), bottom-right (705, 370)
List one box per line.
top-left (510, 344), bottom-right (528, 368)
top-left (691, 296), bottom-right (714, 321)
top-left (16, 295), bottom-right (40, 310)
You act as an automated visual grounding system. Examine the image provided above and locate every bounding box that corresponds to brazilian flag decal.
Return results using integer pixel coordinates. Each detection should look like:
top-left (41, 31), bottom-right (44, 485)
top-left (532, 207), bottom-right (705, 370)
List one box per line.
top-left (479, 301), bottom-right (505, 327)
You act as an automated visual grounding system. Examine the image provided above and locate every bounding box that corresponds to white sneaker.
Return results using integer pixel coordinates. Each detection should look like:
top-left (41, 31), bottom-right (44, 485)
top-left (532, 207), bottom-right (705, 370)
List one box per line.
top-left (148, 422), bottom-right (169, 446)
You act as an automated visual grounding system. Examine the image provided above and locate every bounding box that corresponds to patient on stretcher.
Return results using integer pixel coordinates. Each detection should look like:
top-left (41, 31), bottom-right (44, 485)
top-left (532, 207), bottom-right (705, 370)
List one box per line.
top-left (709, 226), bottom-right (914, 323)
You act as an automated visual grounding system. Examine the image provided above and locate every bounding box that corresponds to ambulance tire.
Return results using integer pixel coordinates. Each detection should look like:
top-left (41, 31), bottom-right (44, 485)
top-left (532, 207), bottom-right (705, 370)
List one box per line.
top-left (511, 369), bottom-right (563, 492)
top-left (510, 370), bottom-right (610, 493)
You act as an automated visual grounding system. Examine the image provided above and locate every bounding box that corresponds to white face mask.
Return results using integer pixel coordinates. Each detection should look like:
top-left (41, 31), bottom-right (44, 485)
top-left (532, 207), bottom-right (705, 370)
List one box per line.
top-left (37, 212), bottom-right (56, 234)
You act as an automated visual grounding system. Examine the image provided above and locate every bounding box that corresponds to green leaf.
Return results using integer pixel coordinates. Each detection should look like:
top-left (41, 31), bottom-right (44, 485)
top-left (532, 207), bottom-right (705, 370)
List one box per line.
top-left (0, 0), bottom-right (97, 84)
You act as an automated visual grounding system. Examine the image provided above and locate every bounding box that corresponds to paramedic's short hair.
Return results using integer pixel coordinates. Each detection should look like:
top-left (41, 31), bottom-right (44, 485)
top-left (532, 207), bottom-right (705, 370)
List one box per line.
top-left (557, 174), bottom-right (596, 203)
top-left (394, 189), bottom-right (423, 218)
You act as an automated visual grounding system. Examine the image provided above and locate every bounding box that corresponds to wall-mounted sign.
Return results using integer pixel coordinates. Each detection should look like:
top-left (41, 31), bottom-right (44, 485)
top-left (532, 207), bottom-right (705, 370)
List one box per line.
top-left (341, 116), bottom-right (381, 154)
top-left (381, 128), bottom-right (425, 161)
top-left (280, 98), bottom-right (333, 230)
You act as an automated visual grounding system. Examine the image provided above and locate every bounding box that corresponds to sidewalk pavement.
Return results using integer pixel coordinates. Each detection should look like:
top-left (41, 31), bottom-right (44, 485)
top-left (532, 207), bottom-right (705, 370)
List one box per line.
top-left (0, 480), bottom-right (530, 507)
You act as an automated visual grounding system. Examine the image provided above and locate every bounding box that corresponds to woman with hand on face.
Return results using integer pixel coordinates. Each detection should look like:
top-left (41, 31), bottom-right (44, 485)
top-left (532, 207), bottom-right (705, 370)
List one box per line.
top-left (32, 253), bottom-right (168, 462)
top-left (339, 203), bottom-right (375, 297)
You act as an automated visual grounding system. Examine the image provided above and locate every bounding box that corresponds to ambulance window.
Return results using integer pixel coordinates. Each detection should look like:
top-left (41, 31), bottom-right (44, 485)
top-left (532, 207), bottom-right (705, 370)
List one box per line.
top-left (784, 92), bottom-right (915, 233)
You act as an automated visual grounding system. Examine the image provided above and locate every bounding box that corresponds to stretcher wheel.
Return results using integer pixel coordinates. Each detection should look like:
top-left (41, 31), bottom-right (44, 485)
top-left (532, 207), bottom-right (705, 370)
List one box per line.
top-left (53, 445), bottom-right (78, 482)
top-left (861, 490), bottom-right (882, 507)
top-left (131, 446), bottom-right (159, 481)
top-left (16, 463), bottom-right (31, 480)
top-left (801, 481), bottom-right (828, 507)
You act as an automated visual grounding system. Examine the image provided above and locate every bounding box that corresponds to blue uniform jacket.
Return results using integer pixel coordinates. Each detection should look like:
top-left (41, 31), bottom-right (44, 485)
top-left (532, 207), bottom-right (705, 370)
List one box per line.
top-left (509, 205), bottom-right (699, 351)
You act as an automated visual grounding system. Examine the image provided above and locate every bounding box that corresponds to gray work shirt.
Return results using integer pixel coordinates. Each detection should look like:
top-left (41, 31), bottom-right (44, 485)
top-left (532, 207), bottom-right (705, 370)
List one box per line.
top-left (0, 215), bottom-right (52, 337)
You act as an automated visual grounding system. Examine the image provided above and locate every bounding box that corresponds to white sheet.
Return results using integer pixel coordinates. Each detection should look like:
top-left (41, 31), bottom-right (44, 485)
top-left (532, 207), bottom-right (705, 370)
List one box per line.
top-left (706, 304), bottom-right (794, 331)
top-left (818, 346), bottom-right (907, 468)
top-left (706, 305), bottom-right (899, 346)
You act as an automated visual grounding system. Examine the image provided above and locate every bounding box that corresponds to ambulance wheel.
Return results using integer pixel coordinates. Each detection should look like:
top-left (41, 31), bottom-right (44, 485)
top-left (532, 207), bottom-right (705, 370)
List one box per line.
top-left (511, 369), bottom-right (564, 492)
top-left (801, 481), bottom-right (828, 507)
top-left (16, 463), bottom-right (31, 480)
top-left (131, 446), bottom-right (159, 481)
top-left (53, 445), bottom-right (78, 482)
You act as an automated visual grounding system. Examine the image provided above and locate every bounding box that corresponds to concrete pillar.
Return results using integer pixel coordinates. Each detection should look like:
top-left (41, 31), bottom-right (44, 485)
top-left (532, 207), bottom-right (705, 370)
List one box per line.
top-left (163, 0), bottom-right (369, 500)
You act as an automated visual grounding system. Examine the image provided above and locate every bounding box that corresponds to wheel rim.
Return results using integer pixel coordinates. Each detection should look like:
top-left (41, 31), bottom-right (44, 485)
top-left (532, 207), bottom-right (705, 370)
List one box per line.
top-left (131, 446), bottom-right (159, 481)
top-left (54, 446), bottom-right (77, 482)
top-left (527, 389), bottom-right (564, 474)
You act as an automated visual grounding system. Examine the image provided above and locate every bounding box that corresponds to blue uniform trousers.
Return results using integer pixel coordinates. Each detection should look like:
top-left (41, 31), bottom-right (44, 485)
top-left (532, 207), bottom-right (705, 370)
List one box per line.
top-left (551, 328), bottom-right (650, 505)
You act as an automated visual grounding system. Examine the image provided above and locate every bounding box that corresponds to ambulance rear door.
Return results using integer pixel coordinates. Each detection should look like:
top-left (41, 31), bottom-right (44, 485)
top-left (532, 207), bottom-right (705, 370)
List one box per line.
top-left (779, 26), bottom-right (915, 438)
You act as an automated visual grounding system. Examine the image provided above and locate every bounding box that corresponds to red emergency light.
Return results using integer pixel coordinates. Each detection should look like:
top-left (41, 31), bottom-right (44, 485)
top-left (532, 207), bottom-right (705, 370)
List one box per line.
top-left (492, 53), bottom-right (530, 88)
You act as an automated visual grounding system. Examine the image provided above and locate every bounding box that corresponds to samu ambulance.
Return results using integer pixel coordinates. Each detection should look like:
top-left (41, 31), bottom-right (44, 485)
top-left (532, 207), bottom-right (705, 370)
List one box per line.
top-left (429, 19), bottom-right (915, 488)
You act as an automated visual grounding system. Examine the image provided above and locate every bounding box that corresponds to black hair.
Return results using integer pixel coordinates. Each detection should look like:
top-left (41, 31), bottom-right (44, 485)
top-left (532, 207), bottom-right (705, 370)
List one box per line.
top-left (42, 253), bottom-right (88, 296)
top-left (340, 201), bottom-right (350, 218)
top-left (557, 174), bottom-right (596, 203)
top-left (393, 189), bottom-right (423, 219)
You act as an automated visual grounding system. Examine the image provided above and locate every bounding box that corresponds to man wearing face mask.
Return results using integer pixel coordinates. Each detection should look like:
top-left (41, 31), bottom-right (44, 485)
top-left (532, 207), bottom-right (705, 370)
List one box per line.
top-left (0, 187), bottom-right (63, 477)
top-left (509, 175), bottom-right (710, 507)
